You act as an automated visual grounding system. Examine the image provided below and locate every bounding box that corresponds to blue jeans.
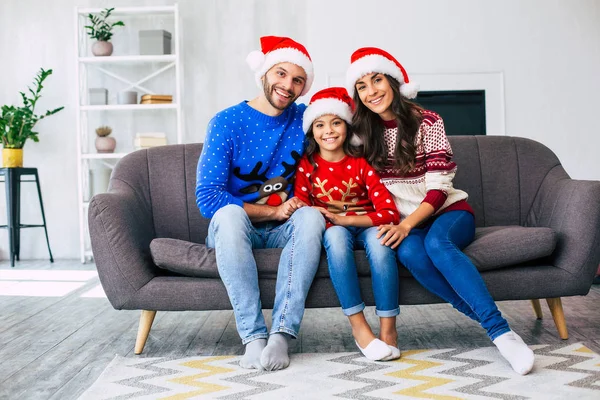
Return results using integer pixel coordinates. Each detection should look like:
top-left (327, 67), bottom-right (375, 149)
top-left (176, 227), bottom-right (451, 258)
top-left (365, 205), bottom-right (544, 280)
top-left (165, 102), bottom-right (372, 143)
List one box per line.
top-left (324, 226), bottom-right (399, 317)
top-left (396, 210), bottom-right (510, 340)
top-left (206, 204), bottom-right (325, 344)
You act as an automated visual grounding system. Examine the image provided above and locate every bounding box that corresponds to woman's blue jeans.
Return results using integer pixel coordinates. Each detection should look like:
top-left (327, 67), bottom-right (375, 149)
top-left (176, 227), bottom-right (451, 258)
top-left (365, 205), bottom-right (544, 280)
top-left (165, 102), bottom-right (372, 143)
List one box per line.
top-left (324, 226), bottom-right (399, 317)
top-left (206, 204), bottom-right (325, 344)
top-left (396, 210), bottom-right (510, 340)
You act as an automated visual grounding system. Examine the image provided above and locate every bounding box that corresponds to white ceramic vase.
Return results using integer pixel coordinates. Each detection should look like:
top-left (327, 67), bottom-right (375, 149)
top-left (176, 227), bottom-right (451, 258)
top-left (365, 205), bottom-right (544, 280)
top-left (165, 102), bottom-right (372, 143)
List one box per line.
top-left (95, 136), bottom-right (116, 153)
top-left (92, 41), bottom-right (113, 56)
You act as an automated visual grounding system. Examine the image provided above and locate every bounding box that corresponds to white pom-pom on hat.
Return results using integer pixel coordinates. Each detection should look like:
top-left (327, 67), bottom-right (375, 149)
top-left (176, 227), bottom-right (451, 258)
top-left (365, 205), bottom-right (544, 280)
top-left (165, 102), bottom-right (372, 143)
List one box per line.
top-left (399, 82), bottom-right (420, 99)
top-left (246, 50), bottom-right (265, 71)
top-left (350, 134), bottom-right (364, 146)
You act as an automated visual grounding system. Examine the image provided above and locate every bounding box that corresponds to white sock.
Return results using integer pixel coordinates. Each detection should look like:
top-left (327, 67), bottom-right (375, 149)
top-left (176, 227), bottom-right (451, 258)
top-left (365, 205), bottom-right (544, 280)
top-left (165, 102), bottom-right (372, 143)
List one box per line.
top-left (381, 345), bottom-right (401, 361)
top-left (493, 331), bottom-right (535, 375)
top-left (260, 333), bottom-right (291, 371)
top-left (239, 338), bottom-right (267, 370)
top-left (355, 339), bottom-right (392, 361)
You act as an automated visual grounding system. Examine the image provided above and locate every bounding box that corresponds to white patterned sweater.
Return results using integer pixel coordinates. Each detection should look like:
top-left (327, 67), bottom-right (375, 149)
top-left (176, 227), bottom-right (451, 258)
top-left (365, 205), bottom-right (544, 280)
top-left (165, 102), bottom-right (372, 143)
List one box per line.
top-left (380, 110), bottom-right (472, 220)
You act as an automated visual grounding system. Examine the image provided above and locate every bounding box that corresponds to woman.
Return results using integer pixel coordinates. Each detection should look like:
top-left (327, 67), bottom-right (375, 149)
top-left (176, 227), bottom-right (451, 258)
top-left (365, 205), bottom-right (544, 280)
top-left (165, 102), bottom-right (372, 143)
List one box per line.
top-left (345, 47), bottom-right (535, 375)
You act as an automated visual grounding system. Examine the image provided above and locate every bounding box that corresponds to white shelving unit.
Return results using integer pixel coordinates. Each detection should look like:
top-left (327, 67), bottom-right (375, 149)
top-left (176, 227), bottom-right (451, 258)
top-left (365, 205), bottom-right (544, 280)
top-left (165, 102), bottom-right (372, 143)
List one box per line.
top-left (74, 5), bottom-right (183, 262)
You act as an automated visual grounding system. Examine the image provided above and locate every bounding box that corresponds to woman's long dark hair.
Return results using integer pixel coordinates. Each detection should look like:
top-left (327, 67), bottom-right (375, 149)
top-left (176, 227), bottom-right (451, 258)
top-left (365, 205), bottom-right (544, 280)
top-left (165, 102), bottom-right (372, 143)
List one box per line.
top-left (352, 74), bottom-right (423, 174)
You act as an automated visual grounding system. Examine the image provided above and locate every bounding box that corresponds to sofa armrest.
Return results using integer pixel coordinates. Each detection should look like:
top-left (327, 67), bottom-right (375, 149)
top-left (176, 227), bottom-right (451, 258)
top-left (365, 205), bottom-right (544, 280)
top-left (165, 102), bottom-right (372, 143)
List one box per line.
top-left (527, 166), bottom-right (600, 279)
top-left (88, 178), bottom-right (157, 309)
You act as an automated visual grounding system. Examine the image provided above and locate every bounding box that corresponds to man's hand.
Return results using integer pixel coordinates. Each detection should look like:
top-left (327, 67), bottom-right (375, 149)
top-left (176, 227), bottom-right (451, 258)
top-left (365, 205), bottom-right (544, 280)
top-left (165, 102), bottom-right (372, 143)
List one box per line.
top-left (376, 221), bottom-right (412, 249)
top-left (274, 197), bottom-right (307, 221)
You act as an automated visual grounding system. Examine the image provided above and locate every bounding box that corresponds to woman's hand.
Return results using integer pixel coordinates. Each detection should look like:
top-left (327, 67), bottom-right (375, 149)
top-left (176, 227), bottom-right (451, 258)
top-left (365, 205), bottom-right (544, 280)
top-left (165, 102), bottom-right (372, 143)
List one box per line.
top-left (376, 221), bottom-right (412, 249)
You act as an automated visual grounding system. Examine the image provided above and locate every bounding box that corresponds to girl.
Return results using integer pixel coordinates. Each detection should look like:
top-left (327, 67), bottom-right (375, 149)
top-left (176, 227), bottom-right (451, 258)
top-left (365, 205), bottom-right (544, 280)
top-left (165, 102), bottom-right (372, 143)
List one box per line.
top-left (294, 87), bottom-right (401, 361)
top-left (345, 47), bottom-right (535, 375)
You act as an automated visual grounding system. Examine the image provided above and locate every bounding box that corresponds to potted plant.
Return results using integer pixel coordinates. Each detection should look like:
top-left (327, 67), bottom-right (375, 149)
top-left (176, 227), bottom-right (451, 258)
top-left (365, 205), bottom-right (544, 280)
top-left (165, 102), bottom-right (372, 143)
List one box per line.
top-left (95, 126), bottom-right (116, 153)
top-left (85, 7), bottom-right (125, 57)
top-left (0, 68), bottom-right (64, 168)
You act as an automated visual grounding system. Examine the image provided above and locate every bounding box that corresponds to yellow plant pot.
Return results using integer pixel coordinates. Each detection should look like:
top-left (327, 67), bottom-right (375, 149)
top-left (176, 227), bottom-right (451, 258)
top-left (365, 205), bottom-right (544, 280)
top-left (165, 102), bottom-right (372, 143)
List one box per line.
top-left (2, 148), bottom-right (23, 168)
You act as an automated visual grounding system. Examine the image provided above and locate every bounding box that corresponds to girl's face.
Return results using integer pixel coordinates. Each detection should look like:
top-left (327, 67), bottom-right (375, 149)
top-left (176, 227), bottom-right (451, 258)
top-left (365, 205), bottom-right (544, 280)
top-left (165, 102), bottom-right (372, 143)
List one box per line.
top-left (312, 114), bottom-right (347, 161)
top-left (355, 73), bottom-right (396, 121)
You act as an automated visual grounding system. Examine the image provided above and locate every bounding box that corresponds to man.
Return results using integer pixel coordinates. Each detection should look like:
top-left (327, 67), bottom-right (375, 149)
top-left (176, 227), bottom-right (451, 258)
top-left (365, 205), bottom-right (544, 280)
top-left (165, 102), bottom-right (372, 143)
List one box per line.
top-left (196, 36), bottom-right (325, 371)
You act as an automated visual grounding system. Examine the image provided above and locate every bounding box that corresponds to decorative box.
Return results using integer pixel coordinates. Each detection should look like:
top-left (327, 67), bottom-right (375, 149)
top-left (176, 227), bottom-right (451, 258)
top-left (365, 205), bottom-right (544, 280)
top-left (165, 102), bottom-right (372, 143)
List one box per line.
top-left (89, 88), bottom-right (108, 105)
top-left (139, 30), bottom-right (172, 55)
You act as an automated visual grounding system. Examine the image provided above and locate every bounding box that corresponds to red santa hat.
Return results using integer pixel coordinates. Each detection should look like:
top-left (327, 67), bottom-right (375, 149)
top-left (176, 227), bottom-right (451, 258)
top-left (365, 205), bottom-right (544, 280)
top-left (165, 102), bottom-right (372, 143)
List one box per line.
top-left (302, 87), bottom-right (354, 133)
top-left (303, 87), bottom-right (363, 146)
top-left (345, 47), bottom-right (419, 99)
top-left (246, 36), bottom-right (314, 96)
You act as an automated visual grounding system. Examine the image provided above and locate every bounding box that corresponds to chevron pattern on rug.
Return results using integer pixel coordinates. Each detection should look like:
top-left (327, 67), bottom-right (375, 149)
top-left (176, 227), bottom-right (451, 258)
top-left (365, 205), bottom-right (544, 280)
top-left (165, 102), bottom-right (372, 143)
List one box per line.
top-left (79, 342), bottom-right (600, 400)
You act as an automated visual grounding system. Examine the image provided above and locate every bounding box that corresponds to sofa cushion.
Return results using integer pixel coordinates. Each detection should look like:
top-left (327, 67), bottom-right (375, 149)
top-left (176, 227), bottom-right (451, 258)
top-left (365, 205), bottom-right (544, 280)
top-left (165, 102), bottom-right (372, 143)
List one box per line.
top-left (151, 225), bottom-right (557, 278)
top-left (463, 226), bottom-right (557, 271)
top-left (150, 238), bottom-right (218, 277)
top-left (150, 238), bottom-right (283, 278)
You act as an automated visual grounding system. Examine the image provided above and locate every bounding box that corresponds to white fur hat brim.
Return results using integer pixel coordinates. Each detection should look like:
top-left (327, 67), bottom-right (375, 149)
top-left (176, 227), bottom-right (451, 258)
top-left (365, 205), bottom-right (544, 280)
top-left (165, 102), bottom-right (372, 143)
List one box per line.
top-left (249, 47), bottom-right (314, 96)
top-left (302, 98), bottom-right (353, 133)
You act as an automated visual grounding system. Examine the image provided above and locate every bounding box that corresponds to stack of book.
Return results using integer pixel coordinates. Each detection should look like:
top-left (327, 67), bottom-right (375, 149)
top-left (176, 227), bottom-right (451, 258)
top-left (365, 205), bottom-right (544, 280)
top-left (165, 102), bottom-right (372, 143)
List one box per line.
top-left (134, 132), bottom-right (168, 150)
top-left (140, 94), bottom-right (173, 104)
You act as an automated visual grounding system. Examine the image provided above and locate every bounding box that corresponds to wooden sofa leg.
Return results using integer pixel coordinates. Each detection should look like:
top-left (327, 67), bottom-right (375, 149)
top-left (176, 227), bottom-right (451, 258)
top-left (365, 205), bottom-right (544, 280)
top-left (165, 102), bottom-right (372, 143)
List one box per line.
top-left (135, 310), bottom-right (157, 354)
top-left (545, 298), bottom-right (568, 339)
top-left (530, 299), bottom-right (543, 319)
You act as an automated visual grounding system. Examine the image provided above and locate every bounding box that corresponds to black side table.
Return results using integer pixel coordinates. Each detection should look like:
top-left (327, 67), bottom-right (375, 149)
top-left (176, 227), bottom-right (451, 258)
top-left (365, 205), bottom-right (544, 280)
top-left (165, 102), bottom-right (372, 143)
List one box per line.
top-left (0, 168), bottom-right (54, 267)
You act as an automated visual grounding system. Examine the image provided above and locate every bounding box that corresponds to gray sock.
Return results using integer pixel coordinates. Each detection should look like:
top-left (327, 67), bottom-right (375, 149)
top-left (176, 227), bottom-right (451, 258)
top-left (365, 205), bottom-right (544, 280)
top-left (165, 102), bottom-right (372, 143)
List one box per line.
top-left (239, 338), bottom-right (267, 370)
top-left (260, 333), bottom-right (291, 371)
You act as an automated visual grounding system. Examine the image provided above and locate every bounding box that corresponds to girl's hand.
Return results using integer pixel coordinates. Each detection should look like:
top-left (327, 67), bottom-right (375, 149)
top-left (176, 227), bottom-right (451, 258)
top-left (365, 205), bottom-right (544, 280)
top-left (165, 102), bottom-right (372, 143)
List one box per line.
top-left (376, 222), bottom-right (412, 249)
top-left (316, 207), bottom-right (347, 226)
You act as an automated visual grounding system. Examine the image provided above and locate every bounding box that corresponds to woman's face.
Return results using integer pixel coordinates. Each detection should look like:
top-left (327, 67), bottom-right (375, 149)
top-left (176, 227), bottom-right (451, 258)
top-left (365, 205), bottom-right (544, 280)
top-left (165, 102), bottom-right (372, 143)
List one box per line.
top-left (355, 73), bottom-right (396, 121)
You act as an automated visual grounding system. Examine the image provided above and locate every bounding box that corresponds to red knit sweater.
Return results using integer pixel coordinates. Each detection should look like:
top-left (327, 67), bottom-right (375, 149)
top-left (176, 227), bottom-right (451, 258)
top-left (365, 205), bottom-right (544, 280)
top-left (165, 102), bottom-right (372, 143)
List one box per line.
top-left (294, 154), bottom-right (400, 228)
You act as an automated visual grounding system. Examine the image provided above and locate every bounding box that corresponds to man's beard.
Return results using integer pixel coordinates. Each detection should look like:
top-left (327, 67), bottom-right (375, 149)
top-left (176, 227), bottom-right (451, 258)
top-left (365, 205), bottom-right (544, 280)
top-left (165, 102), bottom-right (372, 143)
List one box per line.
top-left (263, 76), bottom-right (297, 111)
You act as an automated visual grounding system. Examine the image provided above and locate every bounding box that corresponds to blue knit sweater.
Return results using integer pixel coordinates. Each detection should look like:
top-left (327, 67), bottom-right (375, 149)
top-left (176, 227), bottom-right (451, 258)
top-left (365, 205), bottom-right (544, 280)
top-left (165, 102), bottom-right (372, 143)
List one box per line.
top-left (196, 101), bottom-right (306, 218)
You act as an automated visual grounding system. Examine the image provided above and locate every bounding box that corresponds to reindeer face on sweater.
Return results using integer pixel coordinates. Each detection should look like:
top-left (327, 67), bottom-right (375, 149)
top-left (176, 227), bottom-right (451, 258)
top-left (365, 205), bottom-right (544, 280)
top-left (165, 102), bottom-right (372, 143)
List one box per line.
top-left (233, 151), bottom-right (301, 206)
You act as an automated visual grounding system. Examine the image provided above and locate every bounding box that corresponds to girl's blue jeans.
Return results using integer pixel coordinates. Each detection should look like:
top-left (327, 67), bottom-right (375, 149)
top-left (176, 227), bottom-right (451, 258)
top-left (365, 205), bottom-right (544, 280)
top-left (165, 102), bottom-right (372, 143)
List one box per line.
top-left (324, 226), bottom-right (400, 317)
top-left (397, 210), bottom-right (510, 340)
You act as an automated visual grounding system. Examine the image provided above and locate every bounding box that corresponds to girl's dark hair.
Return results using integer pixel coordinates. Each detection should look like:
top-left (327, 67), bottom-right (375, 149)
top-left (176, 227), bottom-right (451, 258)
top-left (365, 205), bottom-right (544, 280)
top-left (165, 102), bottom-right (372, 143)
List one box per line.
top-left (303, 118), bottom-right (360, 197)
top-left (304, 118), bottom-right (359, 169)
top-left (351, 74), bottom-right (423, 174)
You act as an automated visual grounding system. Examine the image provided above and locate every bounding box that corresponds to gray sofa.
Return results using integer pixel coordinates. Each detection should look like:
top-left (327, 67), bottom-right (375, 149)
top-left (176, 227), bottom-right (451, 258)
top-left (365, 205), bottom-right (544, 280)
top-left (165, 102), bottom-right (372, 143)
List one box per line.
top-left (89, 136), bottom-right (600, 355)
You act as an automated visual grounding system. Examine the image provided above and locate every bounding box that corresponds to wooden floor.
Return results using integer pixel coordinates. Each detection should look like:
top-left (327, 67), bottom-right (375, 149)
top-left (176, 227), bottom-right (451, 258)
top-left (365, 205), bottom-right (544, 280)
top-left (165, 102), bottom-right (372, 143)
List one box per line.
top-left (1, 260), bottom-right (599, 399)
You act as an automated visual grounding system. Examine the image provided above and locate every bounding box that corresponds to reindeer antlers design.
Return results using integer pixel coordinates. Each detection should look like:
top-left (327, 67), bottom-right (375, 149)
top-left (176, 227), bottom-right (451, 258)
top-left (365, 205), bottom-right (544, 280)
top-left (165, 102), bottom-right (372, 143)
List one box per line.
top-left (233, 150), bottom-right (301, 183)
top-left (233, 162), bottom-right (269, 182)
top-left (339, 178), bottom-right (358, 202)
top-left (314, 177), bottom-right (334, 201)
top-left (281, 150), bottom-right (302, 178)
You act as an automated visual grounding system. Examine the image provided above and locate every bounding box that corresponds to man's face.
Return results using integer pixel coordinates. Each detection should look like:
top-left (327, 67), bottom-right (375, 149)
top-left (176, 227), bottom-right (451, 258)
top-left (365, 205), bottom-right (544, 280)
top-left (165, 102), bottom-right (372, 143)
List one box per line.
top-left (262, 62), bottom-right (307, 110)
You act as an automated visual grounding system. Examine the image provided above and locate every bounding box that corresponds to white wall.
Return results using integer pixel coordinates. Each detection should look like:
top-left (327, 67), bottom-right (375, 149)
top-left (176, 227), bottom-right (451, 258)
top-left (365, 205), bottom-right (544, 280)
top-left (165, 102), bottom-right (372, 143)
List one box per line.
top-left (0, 0), bottom-right (598, 259)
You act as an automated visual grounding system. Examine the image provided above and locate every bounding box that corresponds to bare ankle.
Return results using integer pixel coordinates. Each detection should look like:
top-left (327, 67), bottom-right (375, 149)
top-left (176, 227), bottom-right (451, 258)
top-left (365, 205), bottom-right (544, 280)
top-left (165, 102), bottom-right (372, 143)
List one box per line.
top-left (348, 312), bottom-right (377, 348)
top-left (352, 327), bottom-right (377, 348)
top-left (379, 332), bottom-right (398, 347)
top-left (379, 317), bottom-right (398, 346)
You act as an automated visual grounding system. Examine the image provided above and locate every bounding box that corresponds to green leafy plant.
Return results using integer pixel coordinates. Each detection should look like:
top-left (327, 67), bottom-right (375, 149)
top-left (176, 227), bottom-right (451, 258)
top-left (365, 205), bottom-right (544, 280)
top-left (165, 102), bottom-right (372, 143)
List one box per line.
top-left (0, 68), bottom-right (64, 149)
top-left (85, 8), bottom-right (125, 42)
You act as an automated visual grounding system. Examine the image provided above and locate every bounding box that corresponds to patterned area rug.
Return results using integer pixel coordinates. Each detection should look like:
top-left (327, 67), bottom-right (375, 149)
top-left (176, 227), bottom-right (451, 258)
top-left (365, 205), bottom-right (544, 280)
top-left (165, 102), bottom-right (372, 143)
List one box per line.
top-left (80, 343), bottom-right (600, 399)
